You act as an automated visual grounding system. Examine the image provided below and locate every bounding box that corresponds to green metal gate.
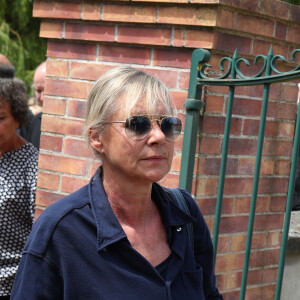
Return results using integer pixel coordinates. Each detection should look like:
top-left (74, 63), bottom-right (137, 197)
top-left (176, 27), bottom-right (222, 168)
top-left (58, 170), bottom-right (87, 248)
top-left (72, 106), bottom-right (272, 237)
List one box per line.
top-left (179, 47), bottom-right (300, 300)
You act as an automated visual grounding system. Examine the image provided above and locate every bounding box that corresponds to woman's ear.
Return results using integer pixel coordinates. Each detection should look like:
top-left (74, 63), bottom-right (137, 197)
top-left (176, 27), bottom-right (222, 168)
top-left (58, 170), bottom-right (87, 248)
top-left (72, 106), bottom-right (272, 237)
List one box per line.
top-left (89, 128), bottom-right (105, 154)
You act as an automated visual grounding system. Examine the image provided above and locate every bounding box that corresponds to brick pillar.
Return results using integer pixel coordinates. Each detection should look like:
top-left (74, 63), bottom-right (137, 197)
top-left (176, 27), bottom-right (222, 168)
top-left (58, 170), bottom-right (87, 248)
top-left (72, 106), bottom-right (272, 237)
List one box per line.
top-left (33, 0), bottom-right (300, 298)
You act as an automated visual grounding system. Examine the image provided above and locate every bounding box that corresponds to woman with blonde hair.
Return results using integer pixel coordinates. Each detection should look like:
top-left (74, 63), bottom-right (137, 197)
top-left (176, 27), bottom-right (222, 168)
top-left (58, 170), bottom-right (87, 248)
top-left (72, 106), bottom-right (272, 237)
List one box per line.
top-left (12, 66), bottom-right (222, 300)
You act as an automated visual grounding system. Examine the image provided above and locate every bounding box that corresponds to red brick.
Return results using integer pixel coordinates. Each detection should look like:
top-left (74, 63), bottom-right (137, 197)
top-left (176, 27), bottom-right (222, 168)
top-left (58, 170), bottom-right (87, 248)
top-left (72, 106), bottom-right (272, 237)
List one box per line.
top-left (232, 97), bottom-right (261, 117)
top-left (205, 95), bottom-right (224, 113)
top-left (283, 83), bottom-right (299, 102)
top-left (258, 177), bottom-right (288, 194)
top-left (275, 160), bottom-right (290, 175)
top-left (159, 173), bottom-right (179, 188)
top-left (33, 1), bottom-right (81, 19)
top-left (253, 40), bottom-right (288, 58)
top-left (41, 115), bottom-right (84, 136)
top-left (218, 236), bottom-right (230, 253)
top-left (82, 3), bottom-right (101, 20)
top-left (47, 41), bottom-right (97, 60)
top-left (263, 267), bottom-right (278, 283)
top-left (254, 214), bottom-right (284, 231)
top-left (43, 97), bottom-right (66, 115)
top-left (237, 14), bottom-right (274, 38)
top-left (40, 21), bottom-right (63, 39)
top-left (237, 158), bottom-right (274, 175)
top-left (221, 290), bottom-right (240, 300)
top-left (275, 22), bottom-right (288, 41)
top-left (102, 4), bottom-right (156, 23)
top-left (250, 249), bottom-right (280, 267)
top-left (290, 4), bottom-right (300, 24)
top-left (227, 269), bottom-right (263, 290)
top-left (235, 196), bottom-right (270, 214)
top-left (263, 140), bottom-right (293, 156)
top-left (118, 26), bottom-right (172, 46)
top-left (158, 6), bottom-right (217, 26)
top-left (87, 160), bottom-right (102, 178)
top-left (203, 116), bottom-right (241, 135)
top-left (224, 177), bottom-right (253, 194)
top-left (37, 171), bottom-right (60, 190)
top-left (39, 153), bottom-right (87, 176)
top-left (65, 23), bottom-right (115, 42)
top-left (243, 119), bottom-right (294, 138)
top-left (213, 32), bottom-right (252, 55)
top-left (216, 9), bottom-right (235, 30)
top-left (216, 273), bottom-right (226, 291)
top-left (246, 284), bottom-right (276, 300)
top-left (61, 176), bottom-right (89, 193)
top-left (231, 233), bottom-right (267, 252)
top-left (140, 68), bottom-right (179, 89)
top-left (64, 138), bottom-right (94, 158)
top-left (34, 208), bottom-right (44, 220)
top-left (171, 154), bottom-right (182, 173)
top-left (173, 29), bottom-right (184, 47)
top-left (195, 177), bottom-right (218, 196)
top-left (287, 26), bottom-right (300, 45)
top-left (219, 215), bottom-right (249, 234)
top-left (260, 0), bottom-right (290, 20)
top-left (45, 78), bottom-right (92, 99)
top-left (197, 157), bottom-right (237, 175)
top-left (206, 0), bottom-right (260, 13)
top-left (228, 138), bottom-right (257, 156)
top-left (267, 231), bottom-right (282, 248)
top-left (270, 196), bottom-right (286, 212)
top-left (185, 29), bottom-right (214, 49)
top-left (46, 60), bottom-right (69, 78)
top-left (196, 197), bottom-right (234, 215)
top-left (207, 85), bottom-right (229, 95)
top-left (179, 71), bottom-right (190, 90)
top-left (70, 62), bottom-right (114, 81)
top-left (170, 91), bottom-right (187, 110)
top-left (199, 137), bottom-right (221, 154)
top-left (269, 83), bottom-right (283, 101)
top-left (67, 99), bottom-right (86, 118)
top-left (153, 49), bottom-right (193, 69)
top-left (99, 45), bottom-right (152, 65)
top-left (215, 252), bottom-right (244, 272)
top-left (40, 134), bottom-right (63, 152)
top-left (36, 190), bottom-right (64, 207)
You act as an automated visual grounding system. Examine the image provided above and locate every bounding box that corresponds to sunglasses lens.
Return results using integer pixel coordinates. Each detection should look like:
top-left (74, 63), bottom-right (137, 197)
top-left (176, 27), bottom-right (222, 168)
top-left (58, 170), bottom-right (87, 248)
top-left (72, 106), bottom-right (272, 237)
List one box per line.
top-left (126, 116), bottom-right (151, 139)
top-left (161, 117), bottom-right (182, 141)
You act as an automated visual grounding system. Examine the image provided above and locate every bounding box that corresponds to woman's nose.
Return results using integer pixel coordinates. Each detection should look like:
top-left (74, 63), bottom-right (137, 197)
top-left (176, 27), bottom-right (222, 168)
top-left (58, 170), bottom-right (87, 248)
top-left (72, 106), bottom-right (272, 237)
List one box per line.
top-left (147, 121), bottom-right (166, 143)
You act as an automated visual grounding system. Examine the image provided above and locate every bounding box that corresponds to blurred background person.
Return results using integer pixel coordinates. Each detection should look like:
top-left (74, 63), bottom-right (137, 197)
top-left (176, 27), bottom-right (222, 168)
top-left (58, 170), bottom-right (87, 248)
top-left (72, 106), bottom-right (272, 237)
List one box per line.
top-left (29, 61), bottom-right (45, 115)
top-left (0, 69), bottom-right (39, 299)
top-left (18, 61), bottom-right (46, 150)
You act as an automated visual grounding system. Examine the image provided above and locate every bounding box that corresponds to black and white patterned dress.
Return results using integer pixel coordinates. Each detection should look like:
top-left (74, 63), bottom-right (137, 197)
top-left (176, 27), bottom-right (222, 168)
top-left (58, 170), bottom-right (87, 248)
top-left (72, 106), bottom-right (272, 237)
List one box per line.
top-left (0, 143), bottom-right (38, 296)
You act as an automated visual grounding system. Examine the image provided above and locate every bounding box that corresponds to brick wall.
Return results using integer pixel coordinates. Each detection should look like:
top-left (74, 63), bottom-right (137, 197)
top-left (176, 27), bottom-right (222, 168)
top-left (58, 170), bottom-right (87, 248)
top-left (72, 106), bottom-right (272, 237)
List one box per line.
top-left (33, 0), bottom-right (300, 298)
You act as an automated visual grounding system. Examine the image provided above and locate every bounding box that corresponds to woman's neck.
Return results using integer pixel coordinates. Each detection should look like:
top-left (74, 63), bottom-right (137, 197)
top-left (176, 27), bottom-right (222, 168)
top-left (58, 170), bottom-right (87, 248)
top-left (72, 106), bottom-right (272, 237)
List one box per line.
top-left (102, 169), bottom-right (154, 227)
top-left (0, 133), bottom-right (26, 158)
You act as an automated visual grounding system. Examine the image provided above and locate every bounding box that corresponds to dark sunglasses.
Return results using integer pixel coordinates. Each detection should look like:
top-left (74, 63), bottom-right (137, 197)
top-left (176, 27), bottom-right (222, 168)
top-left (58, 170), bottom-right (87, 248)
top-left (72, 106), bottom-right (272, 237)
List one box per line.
top-left (103, 115), bottom-right (182, 141)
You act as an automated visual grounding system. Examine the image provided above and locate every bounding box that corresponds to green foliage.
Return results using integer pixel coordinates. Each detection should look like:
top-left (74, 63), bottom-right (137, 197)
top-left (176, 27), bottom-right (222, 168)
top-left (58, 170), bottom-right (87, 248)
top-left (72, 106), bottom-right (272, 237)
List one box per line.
top-left (0, 0), bottom-right (47, 96)
top-left (281, 0), bottom-right (300, 5)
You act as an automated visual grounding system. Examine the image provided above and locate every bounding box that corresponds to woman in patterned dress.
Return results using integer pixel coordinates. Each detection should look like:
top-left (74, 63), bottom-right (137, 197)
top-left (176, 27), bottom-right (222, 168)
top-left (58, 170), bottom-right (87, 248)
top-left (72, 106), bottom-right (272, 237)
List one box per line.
top-left (0, 75), bottom-right (39, 299)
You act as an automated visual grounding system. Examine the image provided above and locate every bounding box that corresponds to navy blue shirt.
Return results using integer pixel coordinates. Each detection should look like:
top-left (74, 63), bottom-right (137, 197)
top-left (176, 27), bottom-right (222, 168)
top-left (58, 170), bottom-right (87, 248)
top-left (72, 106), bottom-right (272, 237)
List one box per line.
top-left (11, 169), bottom-right (222, 299)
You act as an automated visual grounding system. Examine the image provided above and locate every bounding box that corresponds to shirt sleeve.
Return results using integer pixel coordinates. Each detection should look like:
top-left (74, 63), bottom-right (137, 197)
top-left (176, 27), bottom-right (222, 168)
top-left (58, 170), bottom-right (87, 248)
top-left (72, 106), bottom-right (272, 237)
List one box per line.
top-left (10, 252), bottom-right (63, 300)
top-left (180, 189), bottom-right (223, 300)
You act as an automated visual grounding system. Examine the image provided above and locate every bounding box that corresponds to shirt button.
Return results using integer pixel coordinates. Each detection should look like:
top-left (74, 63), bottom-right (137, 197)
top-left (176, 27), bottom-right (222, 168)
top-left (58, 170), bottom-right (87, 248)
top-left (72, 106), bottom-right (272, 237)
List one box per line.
top-left (176, 227), bottom-right (182, 232)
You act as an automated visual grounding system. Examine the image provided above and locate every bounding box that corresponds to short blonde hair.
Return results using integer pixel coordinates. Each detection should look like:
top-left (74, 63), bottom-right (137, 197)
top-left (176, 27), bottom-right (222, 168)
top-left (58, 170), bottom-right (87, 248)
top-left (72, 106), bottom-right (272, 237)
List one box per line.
top-left (84, 66), bottom-right (174, 142)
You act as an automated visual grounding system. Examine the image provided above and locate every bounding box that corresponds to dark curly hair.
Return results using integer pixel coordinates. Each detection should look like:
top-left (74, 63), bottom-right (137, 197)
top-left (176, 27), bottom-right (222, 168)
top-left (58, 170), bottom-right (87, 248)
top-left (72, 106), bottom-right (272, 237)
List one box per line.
top-left (0, 78), bottom-right (29, 127)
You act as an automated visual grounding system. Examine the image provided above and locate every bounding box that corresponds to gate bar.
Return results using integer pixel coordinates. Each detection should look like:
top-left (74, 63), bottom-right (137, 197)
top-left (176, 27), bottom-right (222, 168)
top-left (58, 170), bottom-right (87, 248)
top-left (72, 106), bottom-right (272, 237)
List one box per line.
top-left (179, 49), bottom-right (210, 192)
top-left (213, 50), bottom-right (237, 267)
top-left (275, 84), bottom-right (300, 300)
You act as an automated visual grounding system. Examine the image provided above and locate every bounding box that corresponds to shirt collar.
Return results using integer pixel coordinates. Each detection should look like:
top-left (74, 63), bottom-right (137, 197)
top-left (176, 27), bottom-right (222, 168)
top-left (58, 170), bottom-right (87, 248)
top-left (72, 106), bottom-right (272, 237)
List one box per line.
top-left (89, 168), bottom-right (196, 252)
